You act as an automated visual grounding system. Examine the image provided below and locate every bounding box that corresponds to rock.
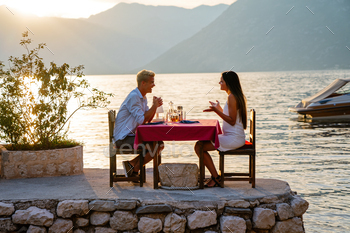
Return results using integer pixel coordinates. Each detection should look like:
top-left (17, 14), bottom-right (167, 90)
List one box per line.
top-left (110, 211), bottom-right (138, 231)
top-left (271, 217), bottom-right (304, 233)
top-left (158, 163), bottom-right (198, 187)
top-left (48, 219), bottom-right (73, 233)
top-left (95, 227), bottom-right (117, 233)
top-left (252, 208), bottom-right (275, 229)
top-left (27, 225), bottom-right (47, 233)
top-left (187, 211), bottom-right (217, 230)
top-left (220, 216), bottom-right (246, 233)
top-left (291, 197), bottom-right (309, 217)
top-left (227, 200), bottom-right (250, 208)
top-left (246, 219), bottom-right (252, 230)
top-left (74, 229), bottom-right (85, 233)
top-left (75, 218), bottom-right (89, 227)
top-left (114, 200), bottom-right (137, 210)
top-left (136, 205), bottom-right (172, 214)
top-left (260, 196), bottom-right (281, 204)
top-left (12, 206), bottom-right (54, 227)
top-left (163, 213), bottom-right (186, 233)
top-left (90, 211), bottom-right (110, 226)
top-left (224, 207), bottom-right (252, 219)
top-left (0, 202), bottom-right (15, 216)
top-left (89, 200), bottom-right (116, 212)
top-left (56, 200), bottom-right (89, 218)
top-left (276, 203), bottom-right (294, 221)
top-left (250, 200), bottom-right (260, 208)
top-left (138, 217), bottom-right (162, 233)
top-left (0, 217), bottom-right (17, 231)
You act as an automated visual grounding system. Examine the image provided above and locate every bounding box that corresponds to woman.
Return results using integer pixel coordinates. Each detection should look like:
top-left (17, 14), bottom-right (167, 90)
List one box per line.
top-left (194, 71), bottom-right (247, 187)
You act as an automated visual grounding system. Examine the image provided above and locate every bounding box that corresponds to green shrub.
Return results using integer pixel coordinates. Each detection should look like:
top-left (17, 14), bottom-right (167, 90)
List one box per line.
top-left (0, 32), bottom-right (113, 150)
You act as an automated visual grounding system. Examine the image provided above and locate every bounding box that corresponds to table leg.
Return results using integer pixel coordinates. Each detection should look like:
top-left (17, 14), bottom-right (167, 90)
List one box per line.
top-left (153, 141), bottom-right (159, 189)
top-left (199, 141), bottom-right (204, 189)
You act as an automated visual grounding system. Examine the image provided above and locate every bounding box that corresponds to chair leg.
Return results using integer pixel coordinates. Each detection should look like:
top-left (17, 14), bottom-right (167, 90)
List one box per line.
top-left (110, 153), bottom-right (116, 187)
top-left (139, 152), bottom-right (144, 187)
top-left (252, 153), bottom-right (256, 188)
top-left (157, 152), bottom-right (161, 182)
top-left (153, 142), bottom-right (159, 189)
top-left (249, 154), bottom-right (252, 184)
top-left (219, 153), bottom-right (224, 188)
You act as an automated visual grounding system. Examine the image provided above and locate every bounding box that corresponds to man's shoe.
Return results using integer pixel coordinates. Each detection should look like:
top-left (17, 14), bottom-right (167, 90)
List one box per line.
top-left (122, 161), bottom-right (134, 177)
top-left (130, 171), bottom-right (140, 183)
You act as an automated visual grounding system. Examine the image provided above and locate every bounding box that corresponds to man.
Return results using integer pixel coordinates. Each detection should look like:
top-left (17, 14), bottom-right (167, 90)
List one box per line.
top-left (113, 69), bottom-right (164, 178)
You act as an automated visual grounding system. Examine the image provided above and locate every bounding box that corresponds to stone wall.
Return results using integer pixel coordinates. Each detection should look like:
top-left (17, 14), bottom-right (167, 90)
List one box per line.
top-left (0, 192), bottom-right (309, 233)
top-left (0, 145), bottom-right (83, 179)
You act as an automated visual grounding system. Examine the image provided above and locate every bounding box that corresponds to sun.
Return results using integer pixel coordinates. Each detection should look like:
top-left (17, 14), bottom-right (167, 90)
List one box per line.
top-left (1, 0), bottom-right (116, 18)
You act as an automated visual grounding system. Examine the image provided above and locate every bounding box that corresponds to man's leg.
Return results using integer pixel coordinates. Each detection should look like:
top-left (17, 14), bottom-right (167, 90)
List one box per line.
top-left (130, 141), bottom-right (164, 173)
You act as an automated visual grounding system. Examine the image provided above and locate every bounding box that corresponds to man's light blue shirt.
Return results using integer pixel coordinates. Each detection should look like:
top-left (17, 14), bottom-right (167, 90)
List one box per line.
top-left (113, 87), bottom-right (149, 143)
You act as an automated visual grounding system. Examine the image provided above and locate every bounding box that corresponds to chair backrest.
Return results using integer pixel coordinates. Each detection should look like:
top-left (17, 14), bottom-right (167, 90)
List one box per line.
top-left (249, 109), bottom-right (256, 150)
top-left (108, 110), bottom-right (116, 143)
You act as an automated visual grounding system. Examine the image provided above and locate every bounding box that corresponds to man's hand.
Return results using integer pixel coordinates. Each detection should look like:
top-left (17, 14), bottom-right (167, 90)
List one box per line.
top-left (153, 96), bottom-right (163, 107)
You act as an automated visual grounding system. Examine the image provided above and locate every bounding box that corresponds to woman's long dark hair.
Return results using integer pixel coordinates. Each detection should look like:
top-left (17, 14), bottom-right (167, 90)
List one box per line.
top-left (222, 71), bottom-right (247, 129)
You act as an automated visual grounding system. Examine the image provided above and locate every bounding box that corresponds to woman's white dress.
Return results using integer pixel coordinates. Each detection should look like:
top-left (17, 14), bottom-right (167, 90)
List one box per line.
top-left (215, 102), bottom-right (245, 151)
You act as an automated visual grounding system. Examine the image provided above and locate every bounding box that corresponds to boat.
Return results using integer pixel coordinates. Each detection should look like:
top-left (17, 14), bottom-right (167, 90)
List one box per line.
top-left (289, 78), bottom-right (350, 119)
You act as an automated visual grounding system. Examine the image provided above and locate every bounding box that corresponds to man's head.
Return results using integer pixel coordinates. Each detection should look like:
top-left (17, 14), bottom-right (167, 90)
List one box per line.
top-left (137, 69), bottom-right (155, 95)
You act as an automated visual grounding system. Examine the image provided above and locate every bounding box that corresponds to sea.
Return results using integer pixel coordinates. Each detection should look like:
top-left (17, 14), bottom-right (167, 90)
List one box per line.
top-left (67, 70), bottom-right (350, 233)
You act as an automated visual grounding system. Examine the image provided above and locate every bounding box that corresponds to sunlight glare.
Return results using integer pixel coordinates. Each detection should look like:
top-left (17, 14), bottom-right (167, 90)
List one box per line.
top-left (2, 0), bottom-right (116, 18)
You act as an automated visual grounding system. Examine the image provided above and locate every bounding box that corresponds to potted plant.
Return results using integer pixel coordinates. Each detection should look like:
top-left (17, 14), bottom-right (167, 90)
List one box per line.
top-left (0, 32), bottom-right (113, 179)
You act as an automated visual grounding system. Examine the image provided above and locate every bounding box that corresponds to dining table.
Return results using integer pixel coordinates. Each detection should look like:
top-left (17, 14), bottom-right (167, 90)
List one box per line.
top-left (134, 119), bottom-right (222, 189)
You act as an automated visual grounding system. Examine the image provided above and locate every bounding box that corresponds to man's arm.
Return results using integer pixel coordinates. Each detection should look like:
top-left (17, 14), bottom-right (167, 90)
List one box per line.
top-left (143, 97), bottom-right (163, 123)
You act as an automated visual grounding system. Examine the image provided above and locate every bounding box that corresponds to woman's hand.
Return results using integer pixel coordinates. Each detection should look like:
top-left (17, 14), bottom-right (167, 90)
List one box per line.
top-left (203, 100), bottom-right (220, 112)
top-left (203, 100), bottom-right (221, 112)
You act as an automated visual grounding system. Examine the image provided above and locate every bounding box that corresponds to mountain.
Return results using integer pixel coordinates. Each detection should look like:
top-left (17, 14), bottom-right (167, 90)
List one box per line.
top-left (144, 0), bottom-right (350, 73)
top-left (0, 3), bottom-right (229, 74)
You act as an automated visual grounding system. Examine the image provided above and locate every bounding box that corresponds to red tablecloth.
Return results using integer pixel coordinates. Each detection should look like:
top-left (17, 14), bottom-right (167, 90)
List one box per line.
top-left (134, 119), bottom-right (222, 148)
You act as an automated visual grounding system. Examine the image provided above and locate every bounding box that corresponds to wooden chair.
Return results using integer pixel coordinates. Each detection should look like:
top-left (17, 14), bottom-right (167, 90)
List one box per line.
top-left (218, 109), bottom-right (256, 188)
top-left (108, 110), bottom-right (146, 187)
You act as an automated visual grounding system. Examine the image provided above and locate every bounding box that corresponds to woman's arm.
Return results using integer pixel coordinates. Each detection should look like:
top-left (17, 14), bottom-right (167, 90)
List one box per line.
top-left (204, 95), bottom-right (237, 126)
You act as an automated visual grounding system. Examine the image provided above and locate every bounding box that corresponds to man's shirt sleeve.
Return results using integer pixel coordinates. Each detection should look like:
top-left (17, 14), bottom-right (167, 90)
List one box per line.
top-left (125, 94), bottom-right (145, 125)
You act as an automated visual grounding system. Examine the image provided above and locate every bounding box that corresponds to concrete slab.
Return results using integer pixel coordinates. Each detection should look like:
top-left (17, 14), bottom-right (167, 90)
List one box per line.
top-left (0, 168), bottom-right (291, 202)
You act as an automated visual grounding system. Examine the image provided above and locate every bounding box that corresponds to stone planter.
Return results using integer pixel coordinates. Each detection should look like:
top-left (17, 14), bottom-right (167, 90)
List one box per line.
top-left (0, 145), bottom-right (83, 179)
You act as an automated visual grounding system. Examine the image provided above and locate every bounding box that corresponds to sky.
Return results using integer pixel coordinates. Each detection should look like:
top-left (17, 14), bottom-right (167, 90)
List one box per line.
top-left (0, 0), bottom-right (236, 18)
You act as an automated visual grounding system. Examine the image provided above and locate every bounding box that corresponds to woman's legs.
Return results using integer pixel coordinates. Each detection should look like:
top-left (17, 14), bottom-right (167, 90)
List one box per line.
top-left (194, 141), bottom-right (220, 186)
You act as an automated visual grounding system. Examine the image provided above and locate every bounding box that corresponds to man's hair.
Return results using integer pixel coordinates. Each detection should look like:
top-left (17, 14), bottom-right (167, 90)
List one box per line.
top-left (137, 69), bottom-right (155, 86)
